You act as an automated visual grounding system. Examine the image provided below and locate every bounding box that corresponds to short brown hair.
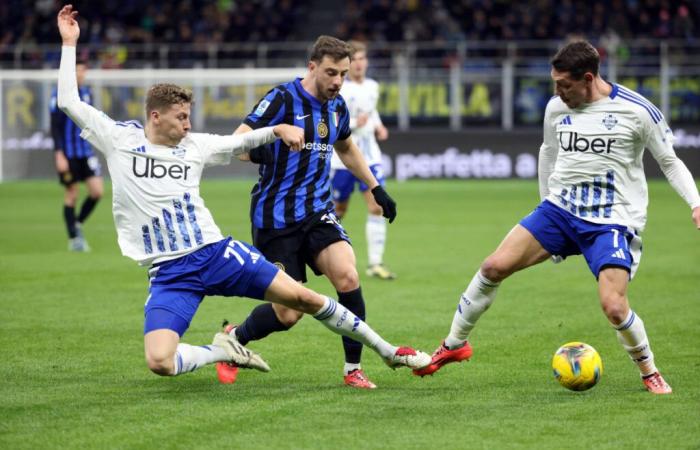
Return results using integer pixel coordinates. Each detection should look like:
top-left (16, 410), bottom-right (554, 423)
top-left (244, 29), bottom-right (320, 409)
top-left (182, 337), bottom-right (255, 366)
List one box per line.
top-left (348, 40), bottom-right (367, 55)
top-left (309, 35), bottom-right (353, 63)
top-left (145, 83), bottom-right (193, 114)
top-left (551, 41), bottom-right (600, 80)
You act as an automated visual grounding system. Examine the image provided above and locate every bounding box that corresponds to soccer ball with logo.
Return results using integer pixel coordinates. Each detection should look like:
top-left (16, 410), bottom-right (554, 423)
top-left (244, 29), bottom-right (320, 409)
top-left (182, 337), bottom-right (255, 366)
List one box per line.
top-left (552, 342), bottom-right (603, 391)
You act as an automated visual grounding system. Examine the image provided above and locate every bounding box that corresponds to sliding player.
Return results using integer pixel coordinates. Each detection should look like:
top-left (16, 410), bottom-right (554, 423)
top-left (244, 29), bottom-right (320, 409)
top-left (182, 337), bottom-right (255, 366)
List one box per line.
top-left (56, 5), bottom-right (429, 380)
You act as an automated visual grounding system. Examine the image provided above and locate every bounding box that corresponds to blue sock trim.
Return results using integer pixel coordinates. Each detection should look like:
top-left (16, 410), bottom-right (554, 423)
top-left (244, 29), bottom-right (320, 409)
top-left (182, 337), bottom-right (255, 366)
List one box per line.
top-left (616, 311), bottom-right (636, 331)
top-left (314, 298), bottom-right (337, 321)
top-left (176, 352), bottom-right (183, 375)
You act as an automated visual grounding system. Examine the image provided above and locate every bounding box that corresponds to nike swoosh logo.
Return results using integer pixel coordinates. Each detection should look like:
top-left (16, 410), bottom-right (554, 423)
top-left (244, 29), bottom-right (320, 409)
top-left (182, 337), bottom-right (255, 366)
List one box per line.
top-left (296, 114), bottom-right (311, 120)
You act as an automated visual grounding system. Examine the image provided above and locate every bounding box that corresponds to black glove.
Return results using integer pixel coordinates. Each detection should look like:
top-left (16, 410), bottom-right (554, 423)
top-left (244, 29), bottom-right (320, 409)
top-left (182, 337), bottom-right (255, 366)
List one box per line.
top-left (371, 185), bottom-right (397, 223)
top-left (249, 147), bottom-right (275, 164)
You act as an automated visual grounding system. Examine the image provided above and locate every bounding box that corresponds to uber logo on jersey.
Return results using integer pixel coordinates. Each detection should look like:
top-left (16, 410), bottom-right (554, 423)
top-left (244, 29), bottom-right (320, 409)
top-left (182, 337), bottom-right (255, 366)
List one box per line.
top-left (132, 157), bottom-right (191, 180)
top-left (559, 132), bottom-right (616, 154)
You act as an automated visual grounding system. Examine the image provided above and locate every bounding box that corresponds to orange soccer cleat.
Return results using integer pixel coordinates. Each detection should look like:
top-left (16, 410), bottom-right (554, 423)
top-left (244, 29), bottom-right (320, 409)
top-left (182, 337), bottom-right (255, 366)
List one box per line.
top-left (642, 372), bottom-right (672, 394)
top-left (344, 369), bottom-right (377, 389)
top-left (413, 340), bottom-right (473, 377)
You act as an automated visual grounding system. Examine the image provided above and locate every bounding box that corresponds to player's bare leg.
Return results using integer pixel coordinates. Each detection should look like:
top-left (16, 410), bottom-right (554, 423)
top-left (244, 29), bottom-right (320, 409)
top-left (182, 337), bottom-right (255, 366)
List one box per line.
top-left (263, 269), bottom-right (430, 370)
top-left (63, 183), bottom-right (85, 251)
top-left (415, 225), bottom-right (551, 376)
top-left (598, 267), bottom-right (671, 394)
top-left (313, 240), bottom-right (375, 387)
top-left (362, 189), bottom-right (395, 280)
top-left (144, 326), bottom-right (269, 377)
top-left (72, 175), bottom-right (102, 251)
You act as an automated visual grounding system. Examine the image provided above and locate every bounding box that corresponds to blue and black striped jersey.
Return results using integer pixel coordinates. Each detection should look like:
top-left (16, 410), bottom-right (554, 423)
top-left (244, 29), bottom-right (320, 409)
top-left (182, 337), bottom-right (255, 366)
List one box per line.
top-left (244, 77), bottom-right (352, 229)
top-left (50, 86), bottom-right (94, 159)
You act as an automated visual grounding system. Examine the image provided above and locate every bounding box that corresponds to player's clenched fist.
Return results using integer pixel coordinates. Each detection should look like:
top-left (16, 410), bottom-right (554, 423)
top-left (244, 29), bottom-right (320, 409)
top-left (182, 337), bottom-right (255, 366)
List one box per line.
top-left (57, 5), bottom-right (80, 46)
top-left (273, 124), bottom-right (305, 151)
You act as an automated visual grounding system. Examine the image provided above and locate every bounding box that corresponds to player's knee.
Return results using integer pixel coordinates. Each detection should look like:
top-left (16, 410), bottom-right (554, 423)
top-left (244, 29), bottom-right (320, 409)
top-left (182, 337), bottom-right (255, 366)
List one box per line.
top-left (276, 306), bottom-right (304, 327)
top-left (332, 267), bottom-right (360, 292)
top-left (480, 257), bottom-right (511, 283)
top-left (64, 189), bottom-right (78, 205)
top-left (600, 294), bottom-right (628, 324)
top-left (145, 353), bottom-right (174, 376)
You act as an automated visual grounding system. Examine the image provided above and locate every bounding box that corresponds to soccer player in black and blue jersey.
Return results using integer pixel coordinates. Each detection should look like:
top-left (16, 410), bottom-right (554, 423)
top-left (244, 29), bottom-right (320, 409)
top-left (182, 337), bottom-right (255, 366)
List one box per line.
top-left (219, 36), bottom-right (398, 389)
top-left (50, 58), bottom-right (103, 252)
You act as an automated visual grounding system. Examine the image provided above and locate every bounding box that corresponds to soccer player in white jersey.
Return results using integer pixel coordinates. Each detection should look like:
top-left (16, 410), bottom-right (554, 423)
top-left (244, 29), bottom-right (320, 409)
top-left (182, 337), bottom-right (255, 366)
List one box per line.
top-left (56, 5), bottom-right (430, 381)
top-left (330, 41), bottom-right (395, 280)
top-left (414, 41), bottom-right (700, 394)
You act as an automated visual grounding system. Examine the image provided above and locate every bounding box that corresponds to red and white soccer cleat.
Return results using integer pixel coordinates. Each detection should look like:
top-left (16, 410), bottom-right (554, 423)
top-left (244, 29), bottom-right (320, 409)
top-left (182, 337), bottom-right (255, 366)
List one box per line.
top-left (412, 340), bottom-right (473, 377)
top-left (384, 346), bottom-right (431, 369)
top-left (344, 369), bottom-right (377, 389)
top-left (642, 372), bottom-right (672, 394)
top-left (215, 322), bottom-right (239, 384)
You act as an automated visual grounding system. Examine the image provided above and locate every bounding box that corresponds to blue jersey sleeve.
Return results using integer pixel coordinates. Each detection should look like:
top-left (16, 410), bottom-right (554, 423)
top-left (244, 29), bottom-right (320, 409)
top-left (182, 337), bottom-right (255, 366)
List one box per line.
top-left (244, 87), bottom-right (287, 129)
top-left (336, 100), bottom-right (351, 141)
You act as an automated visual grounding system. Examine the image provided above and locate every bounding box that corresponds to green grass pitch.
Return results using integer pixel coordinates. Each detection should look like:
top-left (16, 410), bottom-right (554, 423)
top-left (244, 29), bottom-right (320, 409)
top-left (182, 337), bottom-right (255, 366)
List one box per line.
top-left (1, 179), bottom-right (698, 449)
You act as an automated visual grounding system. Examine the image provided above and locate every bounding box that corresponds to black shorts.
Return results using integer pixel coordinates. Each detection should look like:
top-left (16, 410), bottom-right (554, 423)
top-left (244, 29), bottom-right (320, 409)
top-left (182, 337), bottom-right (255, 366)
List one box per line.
top-left (58, 156), bottom-right (102, 186)
top-left (252, 210), bottom-right (351, 283)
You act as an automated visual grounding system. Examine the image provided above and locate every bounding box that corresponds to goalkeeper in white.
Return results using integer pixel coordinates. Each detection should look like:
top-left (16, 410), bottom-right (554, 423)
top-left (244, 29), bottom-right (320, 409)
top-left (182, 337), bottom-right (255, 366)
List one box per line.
top-left (56, 5), bottom-right (430, 380)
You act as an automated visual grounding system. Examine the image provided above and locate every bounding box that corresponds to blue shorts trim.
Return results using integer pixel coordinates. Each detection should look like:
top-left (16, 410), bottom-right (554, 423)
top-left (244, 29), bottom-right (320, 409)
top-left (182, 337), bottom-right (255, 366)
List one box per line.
top-left (519, 201), bottom-right (642, 279)
top-left (143, 237), bottom-right (279, 335)
top-left (331, 164), bottom-right (385, 202)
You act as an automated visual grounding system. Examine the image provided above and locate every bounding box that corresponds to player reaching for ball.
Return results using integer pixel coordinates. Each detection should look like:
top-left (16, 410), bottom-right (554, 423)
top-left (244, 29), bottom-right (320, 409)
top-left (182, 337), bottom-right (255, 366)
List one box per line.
top-left (415, 41), bottom-right (700, 394)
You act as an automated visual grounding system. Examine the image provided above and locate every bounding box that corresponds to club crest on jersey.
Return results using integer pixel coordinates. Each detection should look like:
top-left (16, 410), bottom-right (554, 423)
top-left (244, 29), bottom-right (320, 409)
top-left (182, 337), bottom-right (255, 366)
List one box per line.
top-left (602, 114), bottom-right (618, 130)
top-left (317, 120), bottom-right (329, 138)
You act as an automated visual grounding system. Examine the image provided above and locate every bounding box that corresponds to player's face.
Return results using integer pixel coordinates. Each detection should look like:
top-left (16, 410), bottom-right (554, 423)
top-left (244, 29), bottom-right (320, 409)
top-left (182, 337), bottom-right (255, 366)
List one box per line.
top-left (551, 68), bottom-right (592, 109)
top-left (153, 103), bottom-right (191, 144)
top-left (312, 55), bottom-right (350, 101)
top-left (350, 51), bottom-right (368, 79)
top-left (76, 63), bottom-right (87, 85)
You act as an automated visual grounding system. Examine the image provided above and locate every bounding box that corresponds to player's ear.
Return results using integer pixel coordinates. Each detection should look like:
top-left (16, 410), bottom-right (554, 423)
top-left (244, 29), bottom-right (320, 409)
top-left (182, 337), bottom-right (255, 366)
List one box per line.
top-left (584, 72), bottom-right (594, 84)
top-left (308, 60), bottom-right (317, 72)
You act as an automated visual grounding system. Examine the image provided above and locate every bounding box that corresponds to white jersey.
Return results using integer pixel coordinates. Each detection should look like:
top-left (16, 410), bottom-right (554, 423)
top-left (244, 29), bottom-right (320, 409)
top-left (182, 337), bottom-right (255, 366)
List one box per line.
top-left (57, 46), bottom-right (277, 265)
top-left (539, 83), bottom-right (700, 232)
top-left (331, 78), bottom-right (383, 169)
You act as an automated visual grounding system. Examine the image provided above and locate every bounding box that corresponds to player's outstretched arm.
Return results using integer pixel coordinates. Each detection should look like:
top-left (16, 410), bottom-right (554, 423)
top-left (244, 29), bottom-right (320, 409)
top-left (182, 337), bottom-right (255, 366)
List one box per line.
top-left (199, 124), bottom-right (304, 167)
top-left (230, 123), bottom-right (304, 164)
top-left (56, 5), bottom-right (115, 154)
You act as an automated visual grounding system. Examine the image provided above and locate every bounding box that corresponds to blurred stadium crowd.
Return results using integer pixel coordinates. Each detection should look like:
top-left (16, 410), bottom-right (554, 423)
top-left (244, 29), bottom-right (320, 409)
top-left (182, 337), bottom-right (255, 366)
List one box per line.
top-left (0, 0), bottom-right (698, 68)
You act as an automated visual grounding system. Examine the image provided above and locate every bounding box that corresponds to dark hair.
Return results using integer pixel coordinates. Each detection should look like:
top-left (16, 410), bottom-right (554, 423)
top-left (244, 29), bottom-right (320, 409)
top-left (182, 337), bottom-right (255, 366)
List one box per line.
top-left (146, 83), bottom-right (193, 114)
top-left (550, 41), bottom-right (600, 80)
top-left (309, 35), bottom-right (353, 63)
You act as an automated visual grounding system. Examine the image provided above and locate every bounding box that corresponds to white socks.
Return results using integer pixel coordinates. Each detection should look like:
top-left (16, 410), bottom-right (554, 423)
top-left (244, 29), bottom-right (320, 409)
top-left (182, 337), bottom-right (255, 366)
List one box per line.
top-left (614, 310), bottom-right (657, 376)
top-left (366, 214), bottom-right (386, 266)
top-left (314, 296), bottom-right (397, 360)
top-left (172, 343), bottom-right (229, 375)
top-left (444, 271), bottom-right (500, 349)
top-left (344, 363), bottom-right (362, 375)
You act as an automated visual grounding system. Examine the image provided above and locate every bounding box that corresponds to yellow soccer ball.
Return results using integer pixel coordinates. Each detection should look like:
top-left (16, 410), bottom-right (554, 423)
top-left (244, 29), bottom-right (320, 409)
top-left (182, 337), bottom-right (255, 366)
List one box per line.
top-left (552, 342), bottom-right (603, 391)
